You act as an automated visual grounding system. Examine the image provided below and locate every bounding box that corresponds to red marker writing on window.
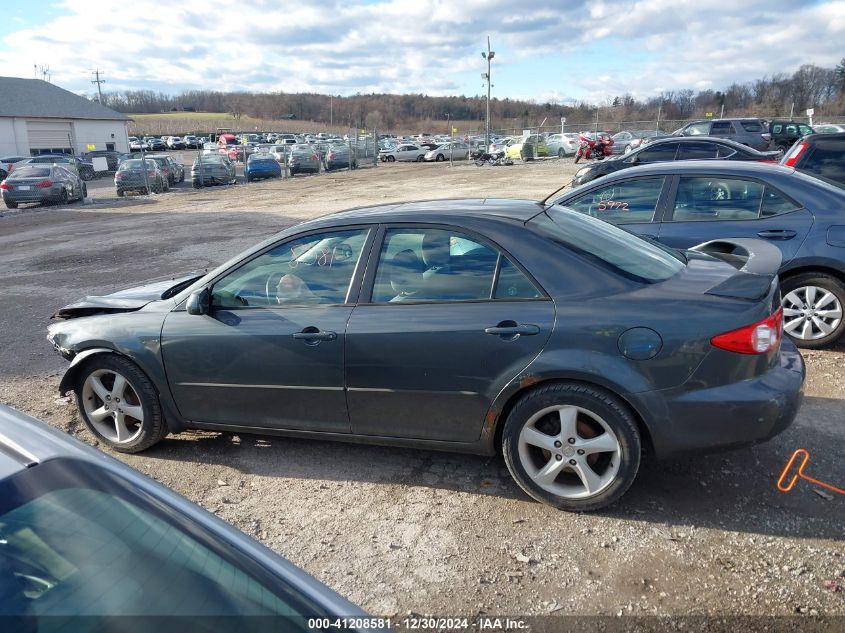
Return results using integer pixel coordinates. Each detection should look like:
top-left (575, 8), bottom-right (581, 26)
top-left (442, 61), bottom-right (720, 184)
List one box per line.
top-left (777, 449), bottom-right (845, 496)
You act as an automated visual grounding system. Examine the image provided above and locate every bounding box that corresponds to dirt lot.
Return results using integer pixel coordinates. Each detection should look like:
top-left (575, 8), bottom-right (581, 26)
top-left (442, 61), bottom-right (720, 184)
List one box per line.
top-left (0, 158), bottom-right (843, 627)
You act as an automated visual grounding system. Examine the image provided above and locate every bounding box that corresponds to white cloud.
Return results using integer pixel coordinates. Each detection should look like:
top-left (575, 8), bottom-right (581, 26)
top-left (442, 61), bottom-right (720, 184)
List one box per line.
top-left (0, 0), bottom-right (842, 103)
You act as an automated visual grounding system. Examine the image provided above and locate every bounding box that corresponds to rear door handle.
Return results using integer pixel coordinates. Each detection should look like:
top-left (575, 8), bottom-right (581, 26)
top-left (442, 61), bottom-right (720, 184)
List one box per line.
top-left (484, 323), bottom-right (540, 336)
top-left (757, 229), bottom-right (797, 240)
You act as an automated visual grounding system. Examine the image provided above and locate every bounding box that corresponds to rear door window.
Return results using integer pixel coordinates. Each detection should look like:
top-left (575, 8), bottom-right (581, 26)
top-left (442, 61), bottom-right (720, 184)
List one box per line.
top-left (562, 177), bottom-right (666, 223)
top-left (670, 177), bottom-right (797, 221)
top-left (710, 121), bottom-right (737, 135)
top-left (633, 144), bottom-right (678, 163)
top-left (676, 142), bottom-right (719, 160)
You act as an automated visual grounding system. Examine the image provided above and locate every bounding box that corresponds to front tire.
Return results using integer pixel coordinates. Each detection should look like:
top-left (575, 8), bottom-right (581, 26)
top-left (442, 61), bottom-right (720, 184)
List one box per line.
top-left (75, 355), bottom-right (168, 453)
top-left (502, 382), bottom-right (641, 512)
top-left (781, 273), bottom-right (845, 348)
top-left (435, 154), bottom-right (445, 162)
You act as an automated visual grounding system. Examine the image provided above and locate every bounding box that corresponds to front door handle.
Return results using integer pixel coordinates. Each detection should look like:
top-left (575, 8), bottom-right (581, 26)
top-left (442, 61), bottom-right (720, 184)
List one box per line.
top-left (484, 322), bottom-right (540, 337)
top-left (293, 327), bottom-right (337, 343)
top-left (757, 229), bottom-right (797, 240)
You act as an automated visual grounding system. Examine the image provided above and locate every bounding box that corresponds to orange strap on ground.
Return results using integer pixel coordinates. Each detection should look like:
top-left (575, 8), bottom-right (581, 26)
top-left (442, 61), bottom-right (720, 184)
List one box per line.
top-left (777, 448), bottom-right (845, 496)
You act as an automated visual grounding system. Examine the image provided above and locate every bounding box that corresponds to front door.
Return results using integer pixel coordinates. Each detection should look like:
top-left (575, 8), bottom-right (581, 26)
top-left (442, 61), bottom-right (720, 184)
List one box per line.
top-left (161, 227), bottom-right (372, 432)
top-left (345, 226), bottom-right (555, 442)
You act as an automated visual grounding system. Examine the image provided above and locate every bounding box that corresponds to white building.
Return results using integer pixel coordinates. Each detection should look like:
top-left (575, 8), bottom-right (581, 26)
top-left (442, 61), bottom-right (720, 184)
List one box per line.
top-left (0, 77), bottom-right (130, 157)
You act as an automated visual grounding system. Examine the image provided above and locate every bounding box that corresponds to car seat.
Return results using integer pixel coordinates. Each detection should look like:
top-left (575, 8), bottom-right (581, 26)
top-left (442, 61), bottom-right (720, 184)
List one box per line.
top-left (389, 249), bottom-right (426, 302)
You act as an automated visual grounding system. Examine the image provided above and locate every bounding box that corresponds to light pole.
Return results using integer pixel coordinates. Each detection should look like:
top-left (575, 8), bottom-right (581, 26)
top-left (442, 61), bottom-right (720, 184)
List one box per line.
top-left (481, 37), bottom-right (495, 151)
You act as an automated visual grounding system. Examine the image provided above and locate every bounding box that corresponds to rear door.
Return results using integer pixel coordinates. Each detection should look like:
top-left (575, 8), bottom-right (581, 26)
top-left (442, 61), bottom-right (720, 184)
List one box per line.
top-left (345, 225), bottom-right (555, 442)
top-left (655, 174), bottom-right (813, 263)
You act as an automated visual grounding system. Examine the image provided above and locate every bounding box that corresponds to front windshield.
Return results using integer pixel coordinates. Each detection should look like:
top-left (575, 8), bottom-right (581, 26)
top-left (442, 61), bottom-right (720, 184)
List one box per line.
top-left (530, 205), bottom-right (685, 283)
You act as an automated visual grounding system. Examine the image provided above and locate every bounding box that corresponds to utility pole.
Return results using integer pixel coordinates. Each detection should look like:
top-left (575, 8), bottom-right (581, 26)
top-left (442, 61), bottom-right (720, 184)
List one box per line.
top-left (330, 94), bottom-right (333, 128)
top-left (91, 69), bottom-right (105, 103)
top-left (481, 36), bottom-right (495, 151)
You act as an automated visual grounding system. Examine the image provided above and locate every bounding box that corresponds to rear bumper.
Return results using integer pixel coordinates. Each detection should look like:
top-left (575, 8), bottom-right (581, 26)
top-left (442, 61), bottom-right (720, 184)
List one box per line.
top-left (629, 339), bottom-right (805, 458)
top-left (3, 189), bottom-right (56, 204)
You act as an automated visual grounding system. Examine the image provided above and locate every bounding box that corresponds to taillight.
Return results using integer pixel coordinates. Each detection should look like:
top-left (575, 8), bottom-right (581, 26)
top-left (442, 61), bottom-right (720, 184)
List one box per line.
top-left (783, 142), bottom-right (808, 167)
top-left (311, 154), bottom-right (318, 160)
top-left (0, 182), bottom-right (12, 190)
top-left (36, 180), bottom-right (52, 188)
top-left (761, 133), bottom-right (771, 141)
top-left (148, 171), bottom-right (156, 177)
top-left (711, 307), bottom-right (783, 355)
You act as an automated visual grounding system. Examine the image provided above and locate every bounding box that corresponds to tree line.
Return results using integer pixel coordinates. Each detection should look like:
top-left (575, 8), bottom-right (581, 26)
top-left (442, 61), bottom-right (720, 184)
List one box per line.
top-left (95, 60), bottom-right (845, 130)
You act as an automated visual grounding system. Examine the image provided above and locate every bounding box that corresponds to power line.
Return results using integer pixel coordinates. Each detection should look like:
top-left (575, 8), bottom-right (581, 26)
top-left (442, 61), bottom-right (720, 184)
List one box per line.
top-left (91, 69), bottom-right (106, 103)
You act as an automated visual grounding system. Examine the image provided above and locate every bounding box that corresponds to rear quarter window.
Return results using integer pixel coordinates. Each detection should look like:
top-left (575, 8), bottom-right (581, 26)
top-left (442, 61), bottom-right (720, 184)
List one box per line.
top-left (740, 121), bottom-right (764, 132)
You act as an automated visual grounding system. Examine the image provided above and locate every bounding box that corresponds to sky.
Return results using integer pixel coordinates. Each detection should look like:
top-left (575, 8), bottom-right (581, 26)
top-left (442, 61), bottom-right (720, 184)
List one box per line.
top-left (1, 0), bottom-right (844, 105)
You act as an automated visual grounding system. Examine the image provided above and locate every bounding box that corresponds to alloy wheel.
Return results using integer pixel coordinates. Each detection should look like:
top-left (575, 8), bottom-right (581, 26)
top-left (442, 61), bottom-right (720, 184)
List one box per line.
top-left (517, 404), bottom-right (621, 499)
top-left (783, 285), bottom-right (843, 341)
top-left (81, 369), bottom-right (145, 444)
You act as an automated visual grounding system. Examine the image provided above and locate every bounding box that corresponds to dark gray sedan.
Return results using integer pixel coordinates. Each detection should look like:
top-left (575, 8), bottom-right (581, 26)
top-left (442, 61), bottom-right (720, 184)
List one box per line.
top-left (0, 405), bottom-right (379, 630)
top-left (47, 201), bottom-right (804, 511)
top-left (1, 164), bottom-right (86, 208)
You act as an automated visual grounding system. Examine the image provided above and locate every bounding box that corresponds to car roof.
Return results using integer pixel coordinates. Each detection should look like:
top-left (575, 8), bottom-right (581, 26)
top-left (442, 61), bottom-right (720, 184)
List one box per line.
top-left (643, 136), bottom-right (758, 150)
top-left (586, 159), bottom-right (796, 180)
top-left (310, 198), bottom-right (545, 226)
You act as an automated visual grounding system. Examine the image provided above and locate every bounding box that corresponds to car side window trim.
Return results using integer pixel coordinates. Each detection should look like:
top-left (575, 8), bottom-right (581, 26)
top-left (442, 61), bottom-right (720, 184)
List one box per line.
top-left (357, 222), bottom-right (550, 305)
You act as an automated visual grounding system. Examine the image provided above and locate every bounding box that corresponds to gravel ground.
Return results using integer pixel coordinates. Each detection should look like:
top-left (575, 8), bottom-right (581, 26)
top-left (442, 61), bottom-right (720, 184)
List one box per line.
top-left (0, 157), bottom-right (842, 628)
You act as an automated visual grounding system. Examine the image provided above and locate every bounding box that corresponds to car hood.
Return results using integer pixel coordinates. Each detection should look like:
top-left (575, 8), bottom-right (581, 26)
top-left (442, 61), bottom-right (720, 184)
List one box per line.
top-left (52, 273), bottom-right (202, 319)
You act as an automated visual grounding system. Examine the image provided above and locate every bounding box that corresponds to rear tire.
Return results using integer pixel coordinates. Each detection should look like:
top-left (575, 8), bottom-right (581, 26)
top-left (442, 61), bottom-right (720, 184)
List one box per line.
top-left (4, 199), bottom-right (18, 209)
top-left (75, 354), bottom-right (168, 453)
top-left (558, 148), bottom-right (565, 158)
top-left (116, 189), bottom-right (124, 197)
top-left (781, 273), bottom-right (845, 349)
top-left (502, 382), bottom-right (641, 512)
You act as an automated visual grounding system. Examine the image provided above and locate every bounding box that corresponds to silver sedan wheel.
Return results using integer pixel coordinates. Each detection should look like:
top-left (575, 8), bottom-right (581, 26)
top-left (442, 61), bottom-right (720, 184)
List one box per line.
top-left (517, 405), bottom-right (621, 499)
top-left (81, 369), bottom-right (145, 444)
top-left (783, 285), bottom-right (843, 341)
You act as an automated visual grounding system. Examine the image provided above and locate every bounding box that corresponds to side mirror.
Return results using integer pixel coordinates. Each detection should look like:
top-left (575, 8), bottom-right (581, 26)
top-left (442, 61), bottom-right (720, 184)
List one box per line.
top-left (186, 287), bottom-right (210, 315)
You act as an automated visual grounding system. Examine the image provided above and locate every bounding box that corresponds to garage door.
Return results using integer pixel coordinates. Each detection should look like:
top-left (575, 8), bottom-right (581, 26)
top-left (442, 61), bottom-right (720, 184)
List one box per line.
top-left (27, 121), bottom-right (72, 154)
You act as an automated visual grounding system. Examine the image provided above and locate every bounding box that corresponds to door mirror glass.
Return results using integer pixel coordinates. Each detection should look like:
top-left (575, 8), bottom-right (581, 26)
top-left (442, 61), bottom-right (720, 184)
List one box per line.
top-left (186, 287), bottom-right (210, 315)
